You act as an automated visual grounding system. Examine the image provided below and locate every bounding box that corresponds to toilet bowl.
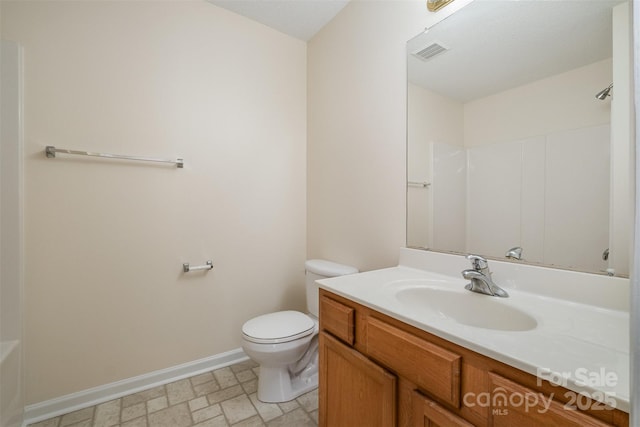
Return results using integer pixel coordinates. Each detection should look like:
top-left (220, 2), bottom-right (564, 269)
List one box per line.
top-left (242, 310), bottom-right (319, 402)
top-left (241, 259), bottom-right (357, 403)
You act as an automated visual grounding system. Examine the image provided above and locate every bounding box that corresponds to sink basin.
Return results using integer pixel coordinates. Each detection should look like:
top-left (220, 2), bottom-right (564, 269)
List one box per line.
top-left (395, 285), bottom-right (537, 331)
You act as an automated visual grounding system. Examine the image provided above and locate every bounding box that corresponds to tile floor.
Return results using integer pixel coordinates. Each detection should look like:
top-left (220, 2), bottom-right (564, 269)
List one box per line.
top-left (28, 360), bottom-right (318, 427)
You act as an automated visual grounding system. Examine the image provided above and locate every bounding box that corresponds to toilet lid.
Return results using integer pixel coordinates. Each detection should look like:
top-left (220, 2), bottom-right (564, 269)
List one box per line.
top-left (242, 310), bottom-right (315, 344)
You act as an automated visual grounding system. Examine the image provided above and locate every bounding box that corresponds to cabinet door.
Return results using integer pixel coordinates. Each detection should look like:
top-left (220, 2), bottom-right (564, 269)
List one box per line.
top-left (488, 373), bottom-right (614, 427)
top-left (413, 391), bottom-right (473, 427)
top-left (319, 331), bottom-right (397, 427)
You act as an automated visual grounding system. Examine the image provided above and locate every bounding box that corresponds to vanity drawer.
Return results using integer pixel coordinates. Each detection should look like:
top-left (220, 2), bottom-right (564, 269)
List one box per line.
top-left (320, 295), bottom-right (355, 345)
top-left (366, 316), bottom-right (461, 407)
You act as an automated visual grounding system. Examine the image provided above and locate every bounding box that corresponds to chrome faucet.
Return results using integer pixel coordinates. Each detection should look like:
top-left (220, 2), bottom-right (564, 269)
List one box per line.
top-left (462, 254), bottom-right (509, 298)
top-left (505, 246), bottom-right (523, 260)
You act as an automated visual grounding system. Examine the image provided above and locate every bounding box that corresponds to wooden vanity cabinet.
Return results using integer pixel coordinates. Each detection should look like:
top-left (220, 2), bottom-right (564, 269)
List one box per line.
top-left (318, 289), bottom-right (629, 427)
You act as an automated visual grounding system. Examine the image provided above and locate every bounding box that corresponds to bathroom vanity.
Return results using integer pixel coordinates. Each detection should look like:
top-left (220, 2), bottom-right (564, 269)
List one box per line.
top-left (317, 249), bottom-right (630, 427)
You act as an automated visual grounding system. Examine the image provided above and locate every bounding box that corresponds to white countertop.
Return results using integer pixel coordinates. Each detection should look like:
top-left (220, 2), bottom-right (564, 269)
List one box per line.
top-left (318, 249), bottom-right (630, 413)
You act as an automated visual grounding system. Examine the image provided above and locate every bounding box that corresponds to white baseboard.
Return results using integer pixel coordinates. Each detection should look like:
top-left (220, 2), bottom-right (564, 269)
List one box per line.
top-left (23, 348), bottom-right (249, 426)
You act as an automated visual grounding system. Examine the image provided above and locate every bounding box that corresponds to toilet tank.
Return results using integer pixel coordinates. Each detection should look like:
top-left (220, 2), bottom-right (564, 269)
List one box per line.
top-left (305, 259), bottom-right (358, 317)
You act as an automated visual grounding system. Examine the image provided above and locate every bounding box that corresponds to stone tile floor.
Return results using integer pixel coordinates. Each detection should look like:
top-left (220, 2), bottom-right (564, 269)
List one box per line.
top-left (29, 359), bottom-right (318, 427)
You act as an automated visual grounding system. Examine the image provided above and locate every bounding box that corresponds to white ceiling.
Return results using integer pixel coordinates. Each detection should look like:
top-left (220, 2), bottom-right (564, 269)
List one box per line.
top-left (208, 0), bottom-right (351, 41)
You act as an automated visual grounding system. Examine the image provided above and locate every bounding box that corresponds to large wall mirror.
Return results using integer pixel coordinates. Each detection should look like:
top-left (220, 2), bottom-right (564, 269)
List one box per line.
top-left (407, 0), bottom-right (633, 277)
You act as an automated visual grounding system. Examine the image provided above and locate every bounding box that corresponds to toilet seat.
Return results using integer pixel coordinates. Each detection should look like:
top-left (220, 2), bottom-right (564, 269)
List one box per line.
top-left (242, 310), bottom-right (315, 344)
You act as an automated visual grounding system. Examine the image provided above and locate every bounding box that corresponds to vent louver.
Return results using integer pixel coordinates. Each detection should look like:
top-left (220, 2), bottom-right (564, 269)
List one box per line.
top-left (412, 42), bottom-right (448, 61)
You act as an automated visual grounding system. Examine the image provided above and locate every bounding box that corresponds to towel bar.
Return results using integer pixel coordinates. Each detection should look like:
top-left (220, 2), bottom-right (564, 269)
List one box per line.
top-left (45, 146), bottom-right (184, 168)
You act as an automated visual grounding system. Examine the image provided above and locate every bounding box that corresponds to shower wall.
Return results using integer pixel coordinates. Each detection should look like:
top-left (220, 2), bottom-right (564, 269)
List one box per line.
top-left (0, 39), bottom-right (24, 427)
top-left (407, 83), bottom-right (464, 249)
top-left (431, 142), bottom-right (466, 252)
top-left (466, 125), bottom-right (610, 272)
top-left (464, 58), bottom-right (614, 272)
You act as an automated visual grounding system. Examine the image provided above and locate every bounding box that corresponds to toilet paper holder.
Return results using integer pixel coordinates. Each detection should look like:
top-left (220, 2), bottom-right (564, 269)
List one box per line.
top-left (183, 260), bottom-right (213, 273)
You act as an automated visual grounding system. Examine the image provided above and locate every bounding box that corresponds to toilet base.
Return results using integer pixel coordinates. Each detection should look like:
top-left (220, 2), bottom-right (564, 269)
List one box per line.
top-left (256, 364), bottom-right (318, 403)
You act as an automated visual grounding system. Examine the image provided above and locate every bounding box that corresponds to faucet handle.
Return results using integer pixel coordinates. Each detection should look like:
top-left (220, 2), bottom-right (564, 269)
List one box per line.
top-left (466, 254), bottom-right (488, 271)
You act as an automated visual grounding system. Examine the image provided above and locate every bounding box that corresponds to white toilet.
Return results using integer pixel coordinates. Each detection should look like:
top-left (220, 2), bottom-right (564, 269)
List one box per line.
top-left (241, 259), bottom-right (358, 403)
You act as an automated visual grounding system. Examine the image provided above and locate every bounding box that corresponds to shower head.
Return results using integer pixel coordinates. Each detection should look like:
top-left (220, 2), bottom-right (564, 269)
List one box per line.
top-left (595, 83), bottom-right (613, 100)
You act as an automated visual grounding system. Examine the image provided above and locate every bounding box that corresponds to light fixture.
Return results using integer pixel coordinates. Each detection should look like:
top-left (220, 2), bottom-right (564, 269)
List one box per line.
top-left (427, 0), bottom-right (455, 12)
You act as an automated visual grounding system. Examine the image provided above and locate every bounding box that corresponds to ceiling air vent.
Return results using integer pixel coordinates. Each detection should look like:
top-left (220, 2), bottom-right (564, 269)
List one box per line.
top-left (412, 42), bottom-right (448, 62)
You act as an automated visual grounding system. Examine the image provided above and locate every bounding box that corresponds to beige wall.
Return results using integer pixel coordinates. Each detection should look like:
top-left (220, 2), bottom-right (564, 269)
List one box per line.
top-left (3, 0), bottom-right (474, 406)
top-left (307, 0), bottom-right (450, 271)
top-left (2, 1), bottom-right (307, 404)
